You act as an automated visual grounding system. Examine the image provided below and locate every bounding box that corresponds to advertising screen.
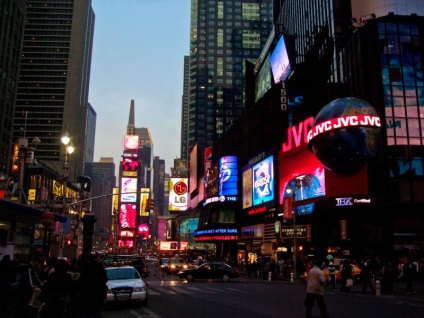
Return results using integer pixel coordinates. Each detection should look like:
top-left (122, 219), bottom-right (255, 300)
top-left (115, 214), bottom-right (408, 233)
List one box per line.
top-left (255, 53), bottom-right (271, 102)
top-left (140, 188), bottom-right (150, 216)
top-left (169, 178), bottom-right (188, 212)
top-left (124, 135), bottom-right (139, 150)
top-left (242, 168), bottom-right (253, 209)
top-left (270, 35), bottom-right (291, 84)
top-left (219, 156), bottom-right (238, 196)
top-left (189, 144), bottom-right (198, 194)
top-left (252, 155), bottom-right (274, 206)
top-left (279, 151), bottom-right (325, 216)
top-left (122, 158), bottom-right (139, 178)
top-left (119, 203), bottom-right (136, 228)
top-left (120, 177), bottom-right (137, 203)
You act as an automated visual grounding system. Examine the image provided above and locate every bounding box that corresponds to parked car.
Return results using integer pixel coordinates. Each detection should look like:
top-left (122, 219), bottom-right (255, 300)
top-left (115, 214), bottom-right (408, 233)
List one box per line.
top-left (102, 255), bottom-right (149, 277)
top-left (300, 264), bottom-right (361, 282)
top-left (105, 266), bottom-right (148, 305)
top-left (167, 258), bottom-right (189, 274)
top-left (178, 262), bottom-right (240, 282)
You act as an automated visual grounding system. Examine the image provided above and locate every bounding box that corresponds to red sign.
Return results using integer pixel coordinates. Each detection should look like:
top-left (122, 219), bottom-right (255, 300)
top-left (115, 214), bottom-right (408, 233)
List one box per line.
top-left (174, 181), bottom-right (187, 195)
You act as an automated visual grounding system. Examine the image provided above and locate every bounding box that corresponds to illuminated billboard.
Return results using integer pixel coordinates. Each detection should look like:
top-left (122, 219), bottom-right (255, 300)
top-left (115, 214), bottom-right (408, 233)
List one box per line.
top-left (169, 178), bottom-right (188, 212)
top-left (124, 135), bottom-right (139, 150)
top-left (122, 158), bottom-right (138, 177)
top-left (140, 188), bottom-right (150, 216)
top-left (120, 177), bottom-right (137, 203)
top-left (242, 168), bottom-right (253, 209)
top-left (279, 150), bottom-right (325, 216)
top-left (189, 144), bottom-right (198, 194)
top-left (252, 155), bottom-right (274, 206)
top-left (219, 156), bottom-right (238, 196)
top-left (270, 34), bottom-right (292, 83)
top-left (255, 53), bottom-right (271, 102)
top-left (119, 203), bottom-right (136, 228)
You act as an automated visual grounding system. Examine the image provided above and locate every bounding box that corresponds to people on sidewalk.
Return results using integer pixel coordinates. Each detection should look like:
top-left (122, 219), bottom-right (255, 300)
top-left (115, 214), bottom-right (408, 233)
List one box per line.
top-left (304, 259), bottom-right (330, 318)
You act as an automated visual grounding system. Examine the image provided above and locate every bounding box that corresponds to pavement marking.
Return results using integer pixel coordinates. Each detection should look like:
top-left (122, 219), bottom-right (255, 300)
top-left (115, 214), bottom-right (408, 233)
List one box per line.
top-left (129, 308), bottom-right (161, 318)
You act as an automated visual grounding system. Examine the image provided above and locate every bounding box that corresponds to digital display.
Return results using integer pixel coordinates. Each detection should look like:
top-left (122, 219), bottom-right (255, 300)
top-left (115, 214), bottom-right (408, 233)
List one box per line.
top-left (242, 168), bottom-right (253, 209)
top-left (124, 135), bottom-right (139, 150)
top-left (252, 155), bottom-right (274, 206)
top-left (219, 156), bottom-right (238, 196)
top-left (119, 203), bottom-right (136, 228)
top-left (279, 151), bottom-right (325, 216)
top-left (255, 53), bottom-right (271, 102)
top-left (270, 35), bottom-right (291, 84)
top-left (120, 177), bottom-right (137, 202)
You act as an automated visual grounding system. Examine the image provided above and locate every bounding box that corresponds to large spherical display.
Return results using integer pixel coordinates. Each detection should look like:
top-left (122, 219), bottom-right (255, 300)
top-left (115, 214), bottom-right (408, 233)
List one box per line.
top-left (307, 97), bottom-right (381, 174)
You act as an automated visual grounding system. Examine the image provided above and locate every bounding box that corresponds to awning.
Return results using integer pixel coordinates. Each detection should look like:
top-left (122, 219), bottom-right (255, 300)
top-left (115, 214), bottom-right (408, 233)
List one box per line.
top-left (0, 199), bottom-right (67, 224)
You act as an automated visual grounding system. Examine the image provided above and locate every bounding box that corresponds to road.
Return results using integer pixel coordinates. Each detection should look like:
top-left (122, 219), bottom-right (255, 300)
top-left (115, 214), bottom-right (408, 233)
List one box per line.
top-left (102, 265), bottom-right (424, 318)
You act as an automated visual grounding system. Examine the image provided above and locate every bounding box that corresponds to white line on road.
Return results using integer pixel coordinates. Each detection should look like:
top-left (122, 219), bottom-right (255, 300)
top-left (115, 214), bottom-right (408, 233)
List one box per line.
top-left (129, 308), bottom-right (161, 318)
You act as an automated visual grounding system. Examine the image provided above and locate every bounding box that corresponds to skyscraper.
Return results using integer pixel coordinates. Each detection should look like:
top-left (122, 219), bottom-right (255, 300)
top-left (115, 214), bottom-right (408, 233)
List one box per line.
top-left (0, 0), bottom-right (26, 176)
top-left (185, 0), bottom-right (274, 177)
top-left (12, 0), bottom-right (95, 181)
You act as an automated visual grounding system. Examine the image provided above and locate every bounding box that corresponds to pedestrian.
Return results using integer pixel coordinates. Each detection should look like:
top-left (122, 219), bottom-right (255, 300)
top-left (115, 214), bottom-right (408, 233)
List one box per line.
top-left (326, 262), bottom-right (336, 289)
top-left (39, 259), bottom-right (76, 318)
top-left (0, 254), bottom-right (17, 315)
top-left (402, 258), bottom-right (416, 295)
top-left (360, 261), bottom-right (376, 295)
top-left (381, 262), bottom-right (395, 294)
top-left (76, 254), bottom-right (107, 318)
top-left (340, 259), bottom-right (352, 292)
top-left (304, 259), bottom-right (329, 318)
top-left (15, 256), bottom-right (45, 318)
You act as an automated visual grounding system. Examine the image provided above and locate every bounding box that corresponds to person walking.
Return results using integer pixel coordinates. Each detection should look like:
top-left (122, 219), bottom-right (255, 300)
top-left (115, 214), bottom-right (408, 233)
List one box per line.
top-left (326, 262), bottom-right (336, 289)
top-left (76, 255), bottom-right (107, 318)
top-left (39, 259), bottom-right (76, 318)
top-left (340, 259), bottom-right (352, 292)
top-left (304, 259), bottom-right (329, 318)
top-left (360, 261), bottom-right (376, 295)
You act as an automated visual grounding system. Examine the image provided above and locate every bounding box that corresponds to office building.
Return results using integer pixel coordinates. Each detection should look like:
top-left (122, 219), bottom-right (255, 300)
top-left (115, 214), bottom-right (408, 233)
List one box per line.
top-left (185, 0), bottom-right (274, 178)
top-left (12, 0), bottom-right (95, 181)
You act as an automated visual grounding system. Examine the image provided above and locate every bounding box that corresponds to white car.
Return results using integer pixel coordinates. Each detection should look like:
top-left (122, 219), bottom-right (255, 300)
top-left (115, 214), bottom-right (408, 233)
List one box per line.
top-left (105, 266), bottom-right (148, 305)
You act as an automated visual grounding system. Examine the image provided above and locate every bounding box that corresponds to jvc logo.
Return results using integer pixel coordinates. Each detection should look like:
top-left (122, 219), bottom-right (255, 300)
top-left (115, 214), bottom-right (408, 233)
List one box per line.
top-left (335, 198), bottom-right (353, 206)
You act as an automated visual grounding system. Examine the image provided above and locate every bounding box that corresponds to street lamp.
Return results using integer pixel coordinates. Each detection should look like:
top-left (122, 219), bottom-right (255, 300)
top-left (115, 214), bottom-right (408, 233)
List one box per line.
top-left (285, 176), bottom-right (304, 280)
top-left (59, 131), bottom-right (74, 257)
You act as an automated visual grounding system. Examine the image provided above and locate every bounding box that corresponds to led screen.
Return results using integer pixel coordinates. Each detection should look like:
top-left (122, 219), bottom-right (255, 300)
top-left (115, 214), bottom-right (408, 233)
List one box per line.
top-left (242, 168), bottom-right (253, 209)
top-left (189, 144), bottom-right (198, 194)
top-left (279, 151), bottom-right (325, 216)
top-left (255, 53), bottom-right (271, 102)
top-left (120, 177), bottom-right (137, 202)
top-left (119, 203), bottom-right (136, 228)
top-left (252, 155), bottom-right (274, 206)
top-left (219, 156), bottom-right (238, 196)
top-left (270, 35), bottom-right (291, 84)
top-left (124, 135), bottom-right (139, 150)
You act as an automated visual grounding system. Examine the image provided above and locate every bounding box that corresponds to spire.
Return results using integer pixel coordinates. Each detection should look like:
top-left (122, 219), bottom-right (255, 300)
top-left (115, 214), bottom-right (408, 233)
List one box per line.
top-left (127, 99), bottom-right (135, 134)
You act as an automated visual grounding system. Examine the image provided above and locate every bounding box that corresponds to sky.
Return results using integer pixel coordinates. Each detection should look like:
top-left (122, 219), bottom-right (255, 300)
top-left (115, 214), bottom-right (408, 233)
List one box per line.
top-left (89, 0), bottom-right (191, 175)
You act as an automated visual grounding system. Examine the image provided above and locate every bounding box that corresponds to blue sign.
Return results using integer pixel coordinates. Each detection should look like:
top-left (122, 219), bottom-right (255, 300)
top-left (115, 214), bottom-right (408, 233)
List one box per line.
top-left (219, 156), bottom-right (238, 196)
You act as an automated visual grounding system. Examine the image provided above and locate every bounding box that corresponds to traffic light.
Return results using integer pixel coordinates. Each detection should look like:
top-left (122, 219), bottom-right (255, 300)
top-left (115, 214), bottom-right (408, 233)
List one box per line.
top-left (150, 198), bottom-right (155, 211)
top-left (145, 196), bottom-right (151, 212)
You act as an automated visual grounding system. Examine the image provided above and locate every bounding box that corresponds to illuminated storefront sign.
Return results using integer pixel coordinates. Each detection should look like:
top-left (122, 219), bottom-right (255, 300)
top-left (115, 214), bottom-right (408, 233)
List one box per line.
top-left (138, 223), bottom-right (149, 239)
top-left (335, 197), bottom-right (372, 207)
top-left (203, 195), bottom-right (239, 206)
top-left (281, 225), bottom-right (307, 238)
top-left (169, 178), bottom-right (188, 211)
top-left (194, 228), bottom-right (239, 241)
top-left (252, 155), bottom-right (274, 206)
top-left (219, 156), bottom-right (238, 196)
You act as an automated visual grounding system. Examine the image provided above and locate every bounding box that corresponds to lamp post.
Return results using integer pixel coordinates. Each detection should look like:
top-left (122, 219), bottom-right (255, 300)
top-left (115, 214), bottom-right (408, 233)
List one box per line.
top-left (285, 176), bottom-right (303, 280)
top-left (59, 131), bottom-right (74, 257)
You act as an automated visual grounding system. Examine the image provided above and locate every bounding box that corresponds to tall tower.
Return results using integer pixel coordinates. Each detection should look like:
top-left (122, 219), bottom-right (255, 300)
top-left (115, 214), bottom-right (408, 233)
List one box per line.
top-left (0, 0), bottom-right (26, 176)
top-left (12, 0), bottom-right (95, 180)
top-left (185, 0), bottom-right (273, 178)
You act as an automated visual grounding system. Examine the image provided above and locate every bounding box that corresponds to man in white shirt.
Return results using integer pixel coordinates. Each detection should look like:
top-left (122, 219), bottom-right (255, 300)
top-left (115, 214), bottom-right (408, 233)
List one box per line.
top-left (305, 259), bottom-right (329, 318)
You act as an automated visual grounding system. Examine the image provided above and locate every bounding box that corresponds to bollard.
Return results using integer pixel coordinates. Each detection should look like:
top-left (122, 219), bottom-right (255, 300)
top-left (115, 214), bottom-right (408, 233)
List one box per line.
top-left (268, 271), bottom-right (272, 281)
top-left (290, 272), bottom-right (294, 282)
top-left (375, 280), bottom-right (381, 296)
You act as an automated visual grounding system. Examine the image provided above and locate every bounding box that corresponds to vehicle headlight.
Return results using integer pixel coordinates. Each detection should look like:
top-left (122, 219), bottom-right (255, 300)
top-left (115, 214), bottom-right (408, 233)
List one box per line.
top-left (171, 264), bottom-right (175, 268)
top-left (183, 265), bottom-right (187, 269)
top-left (134, 286), bottom-right (146, 292)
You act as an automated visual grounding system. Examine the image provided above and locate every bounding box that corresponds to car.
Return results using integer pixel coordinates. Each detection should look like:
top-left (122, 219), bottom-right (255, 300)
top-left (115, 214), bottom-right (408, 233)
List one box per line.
top-left (145, 255), bottom-right (159, 264)
top-left (102, 255), bottom-right (149, 277)
top-left (300, 264), bottom-right (362, 282)
top-left (160, 257), bottom-right (170, 272)
top-left (167, 258), bottom-right (189, 274)
top-left (178, 262), bottom-right (240, 282)
top-left (105, 266), bottom-right (147, 305)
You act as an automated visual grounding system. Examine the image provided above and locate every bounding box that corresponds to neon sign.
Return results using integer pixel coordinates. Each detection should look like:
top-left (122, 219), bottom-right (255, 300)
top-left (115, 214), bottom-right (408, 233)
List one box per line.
top-left (307, 115), bottom-right (381, 143)
top-left (252, 155), bottom-right (274, 206)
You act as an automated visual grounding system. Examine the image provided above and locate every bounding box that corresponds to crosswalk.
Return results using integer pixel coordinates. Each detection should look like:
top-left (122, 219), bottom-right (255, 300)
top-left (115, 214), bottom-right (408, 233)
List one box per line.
top-left (146, 281), bottom-right (249, 296)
